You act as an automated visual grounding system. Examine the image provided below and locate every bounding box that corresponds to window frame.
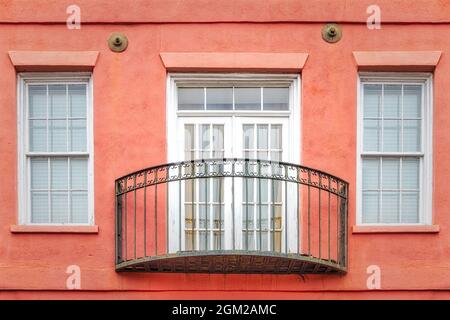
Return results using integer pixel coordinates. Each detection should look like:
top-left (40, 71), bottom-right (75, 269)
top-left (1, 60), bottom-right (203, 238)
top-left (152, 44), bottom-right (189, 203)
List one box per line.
top-left (356, 72), bottom-right (433, 226)
top-left (17, 72), bottom-right (94, 226)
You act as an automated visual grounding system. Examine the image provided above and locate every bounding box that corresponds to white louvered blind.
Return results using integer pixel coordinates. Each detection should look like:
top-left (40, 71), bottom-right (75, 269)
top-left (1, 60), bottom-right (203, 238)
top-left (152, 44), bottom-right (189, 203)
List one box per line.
top-left (361, 83), bottom-right (423, 224)
top-left (27, 82), bottom-right (89, 224)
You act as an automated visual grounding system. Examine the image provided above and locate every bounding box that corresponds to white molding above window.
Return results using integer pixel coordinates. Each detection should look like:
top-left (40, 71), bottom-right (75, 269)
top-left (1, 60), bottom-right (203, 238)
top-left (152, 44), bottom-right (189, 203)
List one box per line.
top-left (17, 72), bottom-right (94, 226)
top-left (356, 72), bottom-right (433, 226)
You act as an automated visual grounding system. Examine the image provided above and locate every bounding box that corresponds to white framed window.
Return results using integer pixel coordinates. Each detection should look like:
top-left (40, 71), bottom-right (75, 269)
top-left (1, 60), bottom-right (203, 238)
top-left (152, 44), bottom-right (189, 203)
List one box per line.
top-left (357, 73), bottom-right (433, 225)
top-left (18, 73), bottom-right (94, 225)
top-left (166, 73), bottom-right (301, 253)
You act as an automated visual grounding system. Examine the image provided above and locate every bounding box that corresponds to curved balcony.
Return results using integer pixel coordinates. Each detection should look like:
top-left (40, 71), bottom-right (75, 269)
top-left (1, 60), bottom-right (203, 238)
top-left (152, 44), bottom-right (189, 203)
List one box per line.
top-left (115, 159), bottom-right (348, 274)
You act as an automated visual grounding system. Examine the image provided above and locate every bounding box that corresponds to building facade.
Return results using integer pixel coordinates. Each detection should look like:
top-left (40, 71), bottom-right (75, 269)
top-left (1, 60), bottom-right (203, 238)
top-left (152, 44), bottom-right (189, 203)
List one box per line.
top-left (0, 0), bottom-right (449, 299)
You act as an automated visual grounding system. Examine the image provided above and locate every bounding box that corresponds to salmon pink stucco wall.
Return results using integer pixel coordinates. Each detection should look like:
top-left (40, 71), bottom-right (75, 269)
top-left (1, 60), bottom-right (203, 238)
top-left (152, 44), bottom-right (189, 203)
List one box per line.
top-left (0, 0), bottom-right (450, 299)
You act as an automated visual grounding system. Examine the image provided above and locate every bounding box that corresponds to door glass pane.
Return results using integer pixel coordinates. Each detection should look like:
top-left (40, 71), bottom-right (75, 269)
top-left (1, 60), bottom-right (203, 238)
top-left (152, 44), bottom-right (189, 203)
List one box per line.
top-left (178, 88), bottom-right (204, 110)
top-left (235, 88), bottom-right (260, 110)
top-left (383, 85), bottom-right (401, 118)
top-left (270, 125), bottom-right (282, 149)
top-left (206, 88), bottom-right (233, 110)
top-left (257, 124), bottom-right (268, 149)
top-left (29, 85), bottom-right (47, 118)
top-left (212, 125), bottom-right (224, 158)
top-left (363, 84), bottom-right (381, 118)
top-left (263, 88), bottom-right (289, 110)
top-left (200, 124), bottom-right (210, 159)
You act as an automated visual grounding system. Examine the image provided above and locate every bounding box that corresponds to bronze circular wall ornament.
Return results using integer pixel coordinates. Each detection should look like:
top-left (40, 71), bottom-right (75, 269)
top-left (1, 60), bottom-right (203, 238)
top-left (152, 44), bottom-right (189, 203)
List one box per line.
top-left (108, 33), bottom-right (128, 52)
top-left (322, 23), bottom-right (342, 43)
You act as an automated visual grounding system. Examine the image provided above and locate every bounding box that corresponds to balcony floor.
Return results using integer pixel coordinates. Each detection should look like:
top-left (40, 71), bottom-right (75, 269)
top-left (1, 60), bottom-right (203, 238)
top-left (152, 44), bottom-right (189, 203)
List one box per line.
top-left (116, 251), bottom-right (346, 274)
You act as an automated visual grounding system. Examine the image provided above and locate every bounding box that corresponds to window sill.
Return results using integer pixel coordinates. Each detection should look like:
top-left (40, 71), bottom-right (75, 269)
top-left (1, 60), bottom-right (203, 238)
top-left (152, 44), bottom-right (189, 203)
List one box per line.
top-left (10, 225), bottom-right (99, 234)
top-left (352, 225), bottom-right (439, 234)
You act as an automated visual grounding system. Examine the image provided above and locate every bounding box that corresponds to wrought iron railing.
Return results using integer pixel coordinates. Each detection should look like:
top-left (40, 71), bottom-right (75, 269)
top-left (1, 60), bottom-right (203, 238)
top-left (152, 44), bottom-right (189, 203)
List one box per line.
top-left (115, 158), bottom-right (348, 274)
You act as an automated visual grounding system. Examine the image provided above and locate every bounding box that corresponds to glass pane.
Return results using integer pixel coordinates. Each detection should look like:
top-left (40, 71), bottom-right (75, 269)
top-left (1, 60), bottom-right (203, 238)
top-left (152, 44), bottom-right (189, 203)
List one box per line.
top-left (403, 85), bottom-right (422, 118)
top-left (362, 191), bottom-right (379, 223)
top-left (31, 158), bottom-right (48, 190)
top-left (363, 120), bottom-right (380, 152)
top-left (213, 204), bottom-right (224, 229)
top-left (383, 85), bottom-right (401, 118)
top-left (212, 125), bottom-right (224, 156)
top-left (200, 124), bottom-right (210, 152)
top-left (402, 158), bottom-right (420, 190)
top-left (206, 88), bottom-right (233, 110)
top-left (257, 124), bottom-right (268, 149)
top-left (199, 204), bottom-right (207, 228)
top-left (363, 84), bottom-right (381, 118)
top-left (273, 205), bottom-right (282, 229)
top-left (256, 179), bottom-right (269, 202)
top-left (243, 125), bottom-right (254, 150)
top-left (243, 178), bottom-right (254, 202)
top-left (270, 125), bottom-right (282, 149)
top-left (71, 191), bottom-right (88, 223)
top-left (185, 231), bottom-right (193, 250)
top-left (403, 120), bottom-right (421, 152)
top-left (51, 158), bottom-right (68, 190)
top-left (235, 87), bottom-right (261, 110)
top-left (243, 231), bottom-right (255, 250)
top-left (382, 158), bottom-right (400, 190)
top-left (234, 88), bottom-right (261, 110)
top-left (29, 120), bottom-right (47, 152)
top-left (381, 191), bottom-right (400, 223)
top-left (383, 120), bottom-right (400, 152)
top-left (184, 124), bottom-right (195, 151)
top-left (257, 231), bottom-right (268, 251)
top-left (257, 150), bottom-right (268, 160)
top-left (273, 180), bottom-right (282, 203)
top-left (178, 88), bottom-right (204, 110)
top-left (49, 120), bottom-right (67, 152)
top-left (49, 85), bottom-right (67, 118)
top-left (70, 119), bottom-right (87, 152)
top-left (212, 178), bottom-right (223, 203)
top-left (31, 191), bottom-right (49, 223)
top-left (199, 231), bottom-right (207, 250)
top-left (71, 159), bottom-right (88, 190)
top-left (362, 158), bottom-right (379, 190)
top-left (185, 204), bottom-right (193, 229)
top-left (69, 84), bottom-right (87, 118)
top-left (263, 88), bottom-right (289, 110)
top-left (199, 179), bottom-right (208, 202)
top-left (29, 85), bottom-right (47, 118)
top-left (51, 191), bottom-right (68, 223)
top-left (402, 192), bottom-right (419, 223)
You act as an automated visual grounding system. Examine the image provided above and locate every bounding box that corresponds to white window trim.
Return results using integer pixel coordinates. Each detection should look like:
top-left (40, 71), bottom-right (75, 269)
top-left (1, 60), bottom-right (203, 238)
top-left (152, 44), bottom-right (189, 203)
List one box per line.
top-left (17, 72), bottom-right (95, 226)
top-left (356, 72), bottom-right (433, 226)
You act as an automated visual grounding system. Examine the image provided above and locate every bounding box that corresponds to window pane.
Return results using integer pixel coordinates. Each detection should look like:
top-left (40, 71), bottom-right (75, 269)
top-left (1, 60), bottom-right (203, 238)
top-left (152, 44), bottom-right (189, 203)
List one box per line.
top-left (403, 120), bottom-right (421, 152)
top-left (363, 120), bottom-right (380, 152)
top-left (49, 119), bottom-right (67, 151)
top-left (362, 191), bottom-right (379, 223)
top-left (263, 88), bottom-right (289, 110)
top-left (402, 158), bottom-right (420, 190)
top-left (51, 192), bottom-right (68, 223)
top-left (362, 158), bottom-right (379, 190)
top-left (200, 124), bottom-right (210, 154)
top-left (184, 124), bottom-right (195, 160)
top-left (71, 159), bottom-right (88, 190)
top-left (403, 85), bottom-right (422, 118)
top-left (381, 191), bottom-right (400, 223)
top-left (31, 191), bottom-right (49, 223)
top-left (178, 88), bottom-right (204, 110)
top-left (270, 151), bottom-right (282, 163)
top-left (270, 125), bottom-right (282, 149)
top-left (243, 125), bottom-right (254, 150)
top-left (206, 88), bottom-right (233, 110)
top-left (363, 84), bottom-right (381, 118)
top-left (383, 120), bottom-right (400, 152)
top-left (49, 85), bottom-right (67, 118)
top-left (71, 191), bottom-right (88, 223)
top-left (402, 192), bottom-right (419, 223)
top-left (51, 158), bottom-right (68, 190)
top-left (382, 158), bottom-right (400, 190)
top-left (31, 158), bottom-right (48, 190)
top-left (29, 120), bottom-right (47, 152)
top-left (69, 84), bottom-right (87, 118)
top-left (235, 88), bottom-right (261, 110)
top-left (29, 85), bottom-right (47, 118)
top-left (212, 125), bottom-right (224, 156)
top-left (383, 85), bottom-right (401, 118)
top-left (70, 119), bottom-right (87, 151)
top-left (257, 124), bottom-right (268, 149)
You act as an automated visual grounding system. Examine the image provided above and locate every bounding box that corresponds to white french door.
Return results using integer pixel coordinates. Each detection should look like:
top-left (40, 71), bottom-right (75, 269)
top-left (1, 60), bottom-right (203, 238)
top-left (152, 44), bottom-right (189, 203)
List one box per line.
top-left (168, 116), bottom-right (295, 253)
